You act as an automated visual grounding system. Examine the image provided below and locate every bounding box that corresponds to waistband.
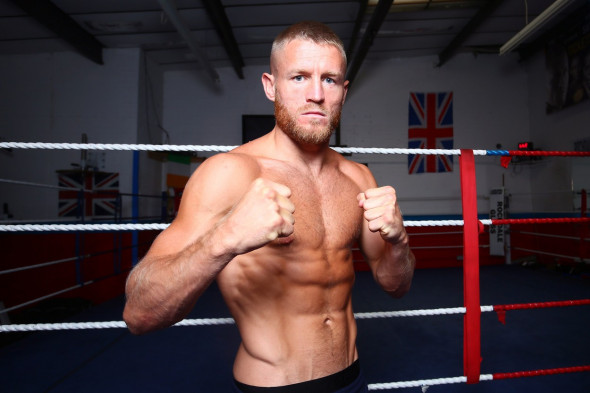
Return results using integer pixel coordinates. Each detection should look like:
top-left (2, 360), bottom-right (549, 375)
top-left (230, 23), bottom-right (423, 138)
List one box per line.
top-left (233, 360), bottom-right (361, 393)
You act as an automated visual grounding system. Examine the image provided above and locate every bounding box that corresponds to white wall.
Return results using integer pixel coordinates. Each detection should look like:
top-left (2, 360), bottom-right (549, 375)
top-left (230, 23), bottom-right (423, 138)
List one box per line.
top-left (2, 47), bottom-right (586, 222)
top-left (163, 66), bottom-right (271, 147)
top-left (0, 49), bottom-right (141, 221)
top-left (526, 51), bottom-right (590, 213)
top-left (162, 53), bottom-right (534, 216)
top-left (343, 54), bottom-right (531, 215)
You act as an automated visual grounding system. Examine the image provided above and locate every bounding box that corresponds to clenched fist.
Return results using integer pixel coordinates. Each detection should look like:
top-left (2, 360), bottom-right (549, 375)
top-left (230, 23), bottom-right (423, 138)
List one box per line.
top-left (357, 186), bottom-right (406, 244)
top-left (225, 178), bottom-right (295, 255)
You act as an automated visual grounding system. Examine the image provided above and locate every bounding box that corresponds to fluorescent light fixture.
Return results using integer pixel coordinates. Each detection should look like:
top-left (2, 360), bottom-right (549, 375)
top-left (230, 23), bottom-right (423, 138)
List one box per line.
top-left (499, 0), bottom-right (576, 55)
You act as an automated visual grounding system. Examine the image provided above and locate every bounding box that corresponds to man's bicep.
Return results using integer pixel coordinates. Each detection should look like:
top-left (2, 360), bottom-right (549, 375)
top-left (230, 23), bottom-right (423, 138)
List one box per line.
top-left (146, 153), bottom-right (256, 258)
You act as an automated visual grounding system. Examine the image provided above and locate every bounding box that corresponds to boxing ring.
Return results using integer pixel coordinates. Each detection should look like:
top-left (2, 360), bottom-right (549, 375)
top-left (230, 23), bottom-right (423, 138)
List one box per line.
top-left (0, 142), bottom-right (589, 391)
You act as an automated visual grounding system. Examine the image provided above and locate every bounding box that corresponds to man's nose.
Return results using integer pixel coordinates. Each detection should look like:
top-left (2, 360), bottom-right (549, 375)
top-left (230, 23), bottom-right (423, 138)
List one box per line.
top-left (306, 78), bottom-right (325, 103)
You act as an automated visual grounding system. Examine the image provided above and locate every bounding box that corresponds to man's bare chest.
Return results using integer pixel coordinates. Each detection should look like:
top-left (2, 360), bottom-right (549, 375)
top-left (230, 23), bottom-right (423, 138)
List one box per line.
top-left (262, 168), bottom-right (364, 249)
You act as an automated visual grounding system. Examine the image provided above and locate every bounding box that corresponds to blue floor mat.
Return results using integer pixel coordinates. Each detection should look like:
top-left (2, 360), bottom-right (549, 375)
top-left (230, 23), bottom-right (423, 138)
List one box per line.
top-left (1, 265), bottom-right (589, 392)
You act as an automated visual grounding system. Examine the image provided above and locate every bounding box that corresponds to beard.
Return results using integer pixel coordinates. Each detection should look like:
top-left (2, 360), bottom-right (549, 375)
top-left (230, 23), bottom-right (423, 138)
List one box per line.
top-left (274, 92), bottom-right (341, 145)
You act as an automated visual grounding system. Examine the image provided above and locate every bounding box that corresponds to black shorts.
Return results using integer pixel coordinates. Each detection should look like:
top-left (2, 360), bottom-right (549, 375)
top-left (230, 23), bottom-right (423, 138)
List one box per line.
top-left (232, 360), bottom-right (368, 393)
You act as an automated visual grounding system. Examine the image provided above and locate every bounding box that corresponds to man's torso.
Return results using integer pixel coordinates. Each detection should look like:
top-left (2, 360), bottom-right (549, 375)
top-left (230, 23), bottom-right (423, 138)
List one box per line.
top-left (217, 142), bottom-right (369, 386)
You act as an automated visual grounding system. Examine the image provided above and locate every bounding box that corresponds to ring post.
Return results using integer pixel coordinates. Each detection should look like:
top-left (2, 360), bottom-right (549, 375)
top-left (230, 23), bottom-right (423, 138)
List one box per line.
top-left (581, 189), bottom-right (587, 263)
top-left (460, 149), bottom-right (481, 383)
top-left (132, 151), bottom-right (139, 266)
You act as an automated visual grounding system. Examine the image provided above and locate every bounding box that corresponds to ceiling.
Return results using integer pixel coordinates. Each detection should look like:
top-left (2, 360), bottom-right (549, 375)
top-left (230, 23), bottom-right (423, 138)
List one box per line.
top-left (0, 0), bottom-right (586, 85)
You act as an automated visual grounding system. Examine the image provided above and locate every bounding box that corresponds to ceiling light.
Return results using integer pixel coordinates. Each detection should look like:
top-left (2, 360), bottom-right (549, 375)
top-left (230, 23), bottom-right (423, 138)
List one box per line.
top-left (499, 0), bottom-right (576, 55)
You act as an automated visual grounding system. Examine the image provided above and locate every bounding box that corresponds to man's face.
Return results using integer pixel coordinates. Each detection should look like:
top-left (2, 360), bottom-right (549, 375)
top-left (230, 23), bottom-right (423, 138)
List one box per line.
top-left (271, 39), bottom-right (348, 145)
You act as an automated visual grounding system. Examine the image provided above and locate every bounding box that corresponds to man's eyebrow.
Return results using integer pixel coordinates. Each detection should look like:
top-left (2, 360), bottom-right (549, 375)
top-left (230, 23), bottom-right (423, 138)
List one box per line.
top-left (324, 71), bottom-right (342, 77)
top-left (290, 68), bottom-right (308, 74)
top-left (285, 69), bottom-right (344, 79)
top-left (323, 71), bottom-right (344, 80)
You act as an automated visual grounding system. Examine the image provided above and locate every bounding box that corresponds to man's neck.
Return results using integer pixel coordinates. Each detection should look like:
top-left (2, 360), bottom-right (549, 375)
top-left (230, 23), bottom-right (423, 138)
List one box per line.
top-left (270, 127), bottom-right (334, 174)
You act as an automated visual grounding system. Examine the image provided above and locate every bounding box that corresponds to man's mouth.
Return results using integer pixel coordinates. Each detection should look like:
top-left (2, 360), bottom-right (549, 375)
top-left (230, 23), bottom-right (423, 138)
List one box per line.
top-left (301, 108), bottom-right (326, 117)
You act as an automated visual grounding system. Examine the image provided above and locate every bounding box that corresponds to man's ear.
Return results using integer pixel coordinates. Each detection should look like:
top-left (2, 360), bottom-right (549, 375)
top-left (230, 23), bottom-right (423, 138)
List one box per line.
top-left (261, 72), bottom-right (276, 101)
top-left (342, 80), bottom-right (349, 105)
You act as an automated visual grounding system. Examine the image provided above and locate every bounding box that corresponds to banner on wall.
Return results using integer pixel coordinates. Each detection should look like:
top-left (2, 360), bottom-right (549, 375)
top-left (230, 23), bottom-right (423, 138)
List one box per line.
top-left (546, 4), bottom-right (590, 113)
top-left (489, 188), bottom-right (505, 256)
top-left (408, 92), bottom-right (454, 174)
top-left (57, 170), bottom-right (119, 218)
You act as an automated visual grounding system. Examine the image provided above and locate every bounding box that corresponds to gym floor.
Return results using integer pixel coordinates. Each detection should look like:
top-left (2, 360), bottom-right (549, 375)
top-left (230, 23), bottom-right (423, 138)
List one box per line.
top-left (2, 265), bottom-right (589, 392)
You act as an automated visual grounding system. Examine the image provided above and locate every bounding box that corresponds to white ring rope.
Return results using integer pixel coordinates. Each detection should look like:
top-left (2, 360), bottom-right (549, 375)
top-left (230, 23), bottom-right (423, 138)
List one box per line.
top-left (0, 142), bottom-right (488, 156)
top-left (368, 374), bottom-right (494, 390)
top-left (0, 142), bottom-right (236, 152)
top-left (0, 318), bottom-right (236, 332)
top-left (355, 307), bottom-right (469, 318)
top-left (0, 306), bottom-right (496, 332)
top-left (511, 247), bottom-right (590, 264)
top-left (0, 178), bottom-right (89, 192)
top-left (0, 255), bottom-right (79, 275)
top-left (0, 220), bottom-right (494, 232)
top-left (0, 142), bottom-right (491, 233)
top-left (0, 223), bottom-right (168, 232)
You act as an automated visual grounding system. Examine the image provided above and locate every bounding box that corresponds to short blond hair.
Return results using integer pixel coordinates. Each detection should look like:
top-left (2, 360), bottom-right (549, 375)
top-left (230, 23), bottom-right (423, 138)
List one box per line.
top-left (270, 21), bottom-right (347, 72)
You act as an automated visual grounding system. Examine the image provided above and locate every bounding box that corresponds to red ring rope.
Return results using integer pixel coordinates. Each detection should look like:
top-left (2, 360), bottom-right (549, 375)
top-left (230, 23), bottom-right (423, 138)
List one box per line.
top-left (491, 217), bottom-right (590, 225)
top-left (494, 299), bottom-right (590, 311)
top-left (498, 150), bottom-right (589, 168)
top-left (493, 299), bottom-right (590, 324)
top-left (506, 150), bottom-right (590, 157)
top-left (493, 365), bottom-right (590, 380)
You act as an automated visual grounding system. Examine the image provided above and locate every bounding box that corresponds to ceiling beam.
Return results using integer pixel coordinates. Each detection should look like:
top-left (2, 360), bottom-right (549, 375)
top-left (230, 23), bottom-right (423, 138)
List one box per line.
top-left (335, 0), bottom-right (369, 148)
top-left (346, 0), bottom-right (393, 87)
top-left (346, 0), bottom-right (369, 60)
top-left (436, 0), bottom-right (505, 67)
top-left (202, 0), bottom-right (244, 79)
top-left (157, 0), bottom-right (219, 84)
top-left (8, 0), bottom-right (104, 64)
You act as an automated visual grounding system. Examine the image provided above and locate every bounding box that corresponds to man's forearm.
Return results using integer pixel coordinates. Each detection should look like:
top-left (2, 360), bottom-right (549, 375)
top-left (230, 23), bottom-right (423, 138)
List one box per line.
top-left (123, 227), bottom-right (236, 334)
top-left (374, 238), bottom-right (415, 298)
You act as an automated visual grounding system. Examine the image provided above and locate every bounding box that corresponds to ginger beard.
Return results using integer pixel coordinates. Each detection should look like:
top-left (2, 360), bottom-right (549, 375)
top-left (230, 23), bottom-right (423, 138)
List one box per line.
top-left (274, 90), bottom-right (342, 145)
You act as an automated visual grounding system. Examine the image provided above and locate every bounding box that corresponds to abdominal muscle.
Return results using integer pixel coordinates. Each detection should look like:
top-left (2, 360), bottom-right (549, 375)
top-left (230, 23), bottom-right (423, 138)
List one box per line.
top-left (218, 246), bottom-right (358, 387)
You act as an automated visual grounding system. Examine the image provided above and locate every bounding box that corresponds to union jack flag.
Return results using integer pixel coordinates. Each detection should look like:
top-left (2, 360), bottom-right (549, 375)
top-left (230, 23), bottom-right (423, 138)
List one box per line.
top-left (408, 92), bottom-right (454, 174)
top-left (58, 171), bottom-right (119, 218)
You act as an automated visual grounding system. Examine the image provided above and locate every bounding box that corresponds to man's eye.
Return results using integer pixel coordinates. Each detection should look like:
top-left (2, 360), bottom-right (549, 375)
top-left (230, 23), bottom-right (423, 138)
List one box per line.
top-left (325, 77), bottom-right (335, 84)
top-left (293, 75), bottom-right (304, 81)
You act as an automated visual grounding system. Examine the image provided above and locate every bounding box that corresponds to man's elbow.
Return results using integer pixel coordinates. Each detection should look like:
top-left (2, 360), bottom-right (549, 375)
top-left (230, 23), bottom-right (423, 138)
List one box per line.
top-left (123, 307), bottom-right (158, 335)
top-left (384, 281), bottom-right (412, 299)
top-left (375, 273), bottom-right (411, 298)
top-left (376, 268), bottom-right (414, 298)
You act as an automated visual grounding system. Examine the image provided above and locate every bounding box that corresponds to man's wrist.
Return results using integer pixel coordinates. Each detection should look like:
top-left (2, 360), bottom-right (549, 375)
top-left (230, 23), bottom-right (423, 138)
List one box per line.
top-left (207, 217), bottom-right (240, 261)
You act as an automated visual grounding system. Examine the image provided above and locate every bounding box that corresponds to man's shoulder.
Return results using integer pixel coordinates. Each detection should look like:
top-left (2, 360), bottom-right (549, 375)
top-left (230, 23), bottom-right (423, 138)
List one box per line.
top-left (336, 154), bottom-right (369, 175)
top-left (183, 151), bottom-right (261, 198)
top-left (199, 151), bottom-right (261, 176)
top-left (336, 155), bottom-right (376, 188)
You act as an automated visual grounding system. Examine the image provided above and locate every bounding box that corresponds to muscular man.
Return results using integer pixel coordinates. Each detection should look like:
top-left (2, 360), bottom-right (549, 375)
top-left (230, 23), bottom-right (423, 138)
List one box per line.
top-left (123, 21), bottom-right (415, 393)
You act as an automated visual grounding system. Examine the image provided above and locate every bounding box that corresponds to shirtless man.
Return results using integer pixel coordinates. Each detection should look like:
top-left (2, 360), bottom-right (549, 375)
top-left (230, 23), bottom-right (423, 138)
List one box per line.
top-left (123, 21), bottom-right (415, 393)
